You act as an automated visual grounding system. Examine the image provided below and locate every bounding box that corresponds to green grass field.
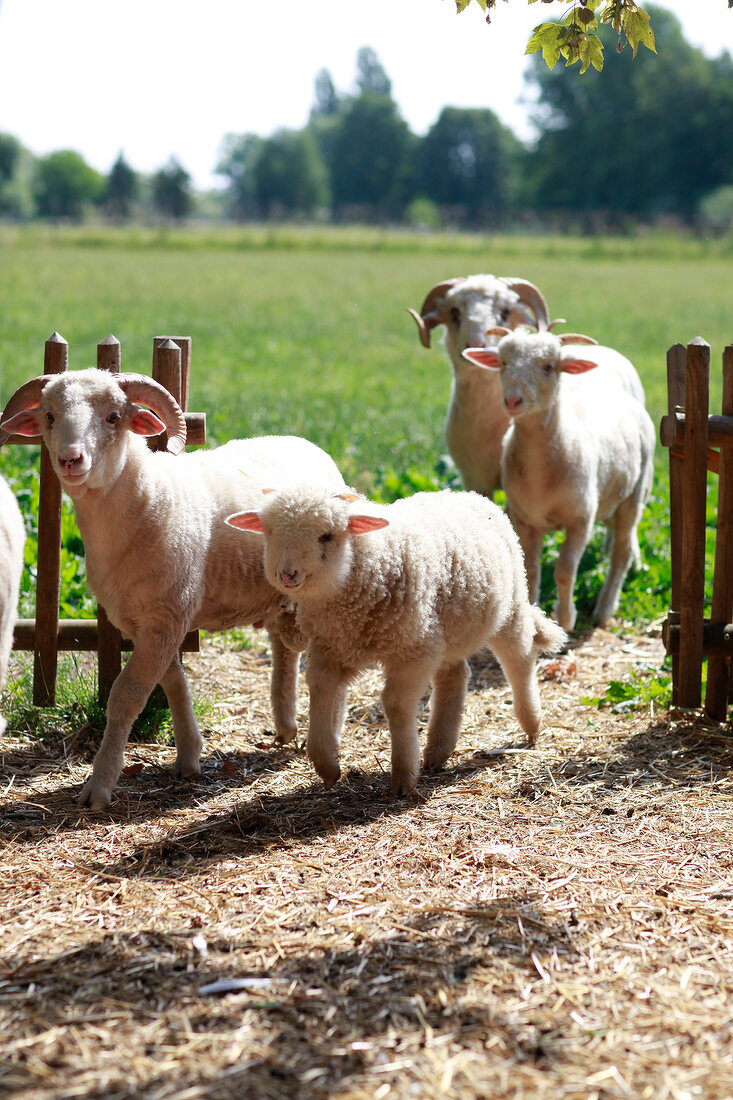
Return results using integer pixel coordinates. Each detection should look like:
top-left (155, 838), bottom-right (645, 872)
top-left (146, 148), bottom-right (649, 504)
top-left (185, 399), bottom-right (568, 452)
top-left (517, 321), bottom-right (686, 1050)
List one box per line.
top-left (1, 223), bottom-right (730, 630)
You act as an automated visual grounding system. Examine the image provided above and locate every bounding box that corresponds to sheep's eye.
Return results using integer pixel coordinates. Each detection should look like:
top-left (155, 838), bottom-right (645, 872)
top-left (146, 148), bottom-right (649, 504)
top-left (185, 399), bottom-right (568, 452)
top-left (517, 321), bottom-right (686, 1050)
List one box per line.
top-left (45, 411), bottom-right (54, 426)
top-left (543, 363), bottom-right (554, 374)
top-left (106, 412), bottom-right (120, 425)
top-left (318, 532), bottom-right (332, 544)
top-left (500, 308), bottom-right (511, 323)
top-left (450, 307), bottom-right (461, 325)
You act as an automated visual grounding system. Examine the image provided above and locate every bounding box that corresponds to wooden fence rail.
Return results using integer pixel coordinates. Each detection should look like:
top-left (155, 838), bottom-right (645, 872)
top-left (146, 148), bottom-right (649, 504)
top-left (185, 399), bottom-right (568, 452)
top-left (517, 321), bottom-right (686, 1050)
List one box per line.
top-left (660, 338), bottom-right (733, 719)
top-left (6, 332), bottom-right (206, 706)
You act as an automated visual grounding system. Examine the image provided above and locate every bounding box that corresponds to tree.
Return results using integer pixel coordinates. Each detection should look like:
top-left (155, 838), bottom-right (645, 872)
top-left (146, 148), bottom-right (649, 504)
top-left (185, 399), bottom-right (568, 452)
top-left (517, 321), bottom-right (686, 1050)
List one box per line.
top-left (152, 157), bottom-right (193, 222)
top-left (216, 133), bottom-right (263, 219)
top-left (104, 152), bottom-right (138, 222)
top-left (34, 150), bottom-right (104, 220)
top-left (328, 93), bottom-right (416, 221)
top-left (252, 128), bottom-right (330, 218)
top-left (417, 107), bottom-right (522, 227)
top-left (311, 68), bottom-right (341, 118)
top-left (524, 5), bottom-right (733, 222)
top-left (355, 45), bottom-right (392, 96)
top-left (458, 0), bottom-right (663, 72)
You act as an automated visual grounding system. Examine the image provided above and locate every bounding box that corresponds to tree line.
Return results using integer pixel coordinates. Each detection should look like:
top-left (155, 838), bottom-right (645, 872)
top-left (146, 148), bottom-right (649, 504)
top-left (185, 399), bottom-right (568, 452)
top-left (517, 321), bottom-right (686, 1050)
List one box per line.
top-left (2, 5), bottom-right (733, 231)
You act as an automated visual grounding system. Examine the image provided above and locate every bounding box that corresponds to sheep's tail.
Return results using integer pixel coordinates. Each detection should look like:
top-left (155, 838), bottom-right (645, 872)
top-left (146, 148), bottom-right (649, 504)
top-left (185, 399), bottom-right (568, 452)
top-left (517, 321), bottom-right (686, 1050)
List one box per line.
top-left (531, 607), bottom-right (568, 655)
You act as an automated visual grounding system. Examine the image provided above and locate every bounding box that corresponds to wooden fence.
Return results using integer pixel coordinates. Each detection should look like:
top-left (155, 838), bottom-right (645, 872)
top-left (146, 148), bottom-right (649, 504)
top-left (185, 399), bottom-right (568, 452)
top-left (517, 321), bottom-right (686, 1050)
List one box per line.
top-left (660, 337), bottom-right (733, 719)
top-left (6, 332), bottom-right (206, 706)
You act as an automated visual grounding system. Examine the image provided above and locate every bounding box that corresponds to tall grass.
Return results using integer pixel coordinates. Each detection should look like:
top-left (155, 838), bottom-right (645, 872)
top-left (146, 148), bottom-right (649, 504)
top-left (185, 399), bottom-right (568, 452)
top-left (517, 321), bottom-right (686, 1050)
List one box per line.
top-left (0, 223), bottom-right (729, 630)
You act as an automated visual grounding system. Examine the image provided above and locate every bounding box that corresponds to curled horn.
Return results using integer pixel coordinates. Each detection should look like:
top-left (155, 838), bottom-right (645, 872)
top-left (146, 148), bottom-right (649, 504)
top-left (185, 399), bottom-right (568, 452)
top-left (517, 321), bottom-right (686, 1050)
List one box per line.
top-left (407, 277), bottom-right (465, 348)
top-left (0, 375), bottom-right (54, 446)
top-left (503, 280), bottom-right (551, 332)
top-left (116, 374), bottom-right (187, 455)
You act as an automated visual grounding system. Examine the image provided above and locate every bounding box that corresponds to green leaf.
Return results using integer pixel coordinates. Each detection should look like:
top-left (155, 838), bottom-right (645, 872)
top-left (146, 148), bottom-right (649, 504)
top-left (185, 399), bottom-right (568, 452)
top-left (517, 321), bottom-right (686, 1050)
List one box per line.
top-left (575, 31), bottom-right (605, 72)
top-left (526, 22), bottom-right (563, 70)
top-left (623, 7), bottom-right (656, 57)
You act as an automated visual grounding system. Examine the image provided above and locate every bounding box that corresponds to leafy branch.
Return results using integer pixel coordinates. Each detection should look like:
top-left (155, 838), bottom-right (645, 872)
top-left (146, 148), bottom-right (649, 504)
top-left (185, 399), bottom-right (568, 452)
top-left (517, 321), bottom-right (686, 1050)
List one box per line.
top-left (458, 0), bottom-right (658, 72)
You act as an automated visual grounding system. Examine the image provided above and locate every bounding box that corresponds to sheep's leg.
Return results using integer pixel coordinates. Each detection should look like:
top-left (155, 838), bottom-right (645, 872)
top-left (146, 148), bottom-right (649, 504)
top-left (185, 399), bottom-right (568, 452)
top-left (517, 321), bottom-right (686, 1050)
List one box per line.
top-left (159, 654), bottom-right (203, 779)
top-left (490, 630), bottom-right (542, 745)
top-left (422, 658), bottom-right (470, 774)
top-left (305, 649), bottom-right (350, 788)
top-left (593, 500), bottom-right (641, 626)
top-left (382, 661), bottom-right (434, 796)
top-left (511, 517), bottom-right (544, 604)
top-left (554, 523), bottom-right (593, 632)
top-left (267, 628), bottom-right (300, 745)
top-left (79, 638), bottom-right (181, 810)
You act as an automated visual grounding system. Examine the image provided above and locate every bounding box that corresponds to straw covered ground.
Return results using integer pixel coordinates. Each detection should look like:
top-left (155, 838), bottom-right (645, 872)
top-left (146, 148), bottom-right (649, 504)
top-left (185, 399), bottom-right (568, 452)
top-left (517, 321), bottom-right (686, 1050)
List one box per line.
top-left (2, 626), bottom-right (733, 1100)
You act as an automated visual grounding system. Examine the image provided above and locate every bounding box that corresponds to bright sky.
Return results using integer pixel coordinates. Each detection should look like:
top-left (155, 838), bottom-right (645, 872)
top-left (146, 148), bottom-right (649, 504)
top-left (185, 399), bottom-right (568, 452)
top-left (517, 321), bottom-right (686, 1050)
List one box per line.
top-left (0, 0), bottom-right (730, 191)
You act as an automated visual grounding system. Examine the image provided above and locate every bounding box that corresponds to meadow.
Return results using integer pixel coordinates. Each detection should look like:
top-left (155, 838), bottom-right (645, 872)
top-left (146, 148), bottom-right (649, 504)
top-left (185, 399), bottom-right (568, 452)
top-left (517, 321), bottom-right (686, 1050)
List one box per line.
top-left (0, 223), bottom-right (730, 630)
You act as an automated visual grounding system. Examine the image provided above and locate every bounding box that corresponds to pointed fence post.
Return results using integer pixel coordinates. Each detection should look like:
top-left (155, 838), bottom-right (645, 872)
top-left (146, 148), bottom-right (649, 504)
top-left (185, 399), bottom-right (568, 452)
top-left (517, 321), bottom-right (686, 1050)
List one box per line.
top-left (33, 332), bottom-right (67, 705)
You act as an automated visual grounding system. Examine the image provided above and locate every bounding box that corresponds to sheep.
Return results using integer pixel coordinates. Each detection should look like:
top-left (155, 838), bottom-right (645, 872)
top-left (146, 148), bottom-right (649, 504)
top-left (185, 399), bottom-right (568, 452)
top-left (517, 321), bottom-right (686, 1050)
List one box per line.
top-left (227, 486), bottom-right (567, 796)
top-left (407, 275), bottom-right (553, 497)
top-left (0, 474), bottom-right (25, 733)
top-left (0, 368), bottom-right (346, 808)
top-left (462, 326), bottom-right (656, 632)
top-left (407, 275), bottom-right (646, 498)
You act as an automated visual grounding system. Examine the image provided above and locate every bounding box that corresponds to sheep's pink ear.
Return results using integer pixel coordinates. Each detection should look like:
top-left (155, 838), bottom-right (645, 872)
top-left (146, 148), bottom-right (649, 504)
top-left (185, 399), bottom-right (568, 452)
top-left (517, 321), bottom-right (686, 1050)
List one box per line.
top-left (226, 511), bottom-right (266, 534)
top-left (0, 409), bottom-right (43, 437)
top-left (347, 515), bottom-right (390, 535)
top-left (462, 348), bottom-right (502, 370)
top-left (484, 326), bottom-right (510, 340)
top-left (560, 357), bottom-right (599, 375)
top-left (129, 407), bottom-right (167, 437)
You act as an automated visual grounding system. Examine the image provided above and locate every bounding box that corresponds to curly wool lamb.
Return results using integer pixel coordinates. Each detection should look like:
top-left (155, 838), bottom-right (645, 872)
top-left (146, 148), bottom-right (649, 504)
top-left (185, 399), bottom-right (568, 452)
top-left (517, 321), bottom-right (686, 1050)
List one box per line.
top-left (0, 474), bottom-right (25, 733)
top-left (463, 327), bottom-right (656, 631)
top-left (228, 486), bottom-right (567, 795)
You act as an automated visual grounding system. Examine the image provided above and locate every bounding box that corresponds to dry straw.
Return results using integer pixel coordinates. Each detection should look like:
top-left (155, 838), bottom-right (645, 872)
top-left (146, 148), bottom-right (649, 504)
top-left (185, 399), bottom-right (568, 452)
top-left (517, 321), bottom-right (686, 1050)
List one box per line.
top-left (2, 627), bottom-right (733, 1099)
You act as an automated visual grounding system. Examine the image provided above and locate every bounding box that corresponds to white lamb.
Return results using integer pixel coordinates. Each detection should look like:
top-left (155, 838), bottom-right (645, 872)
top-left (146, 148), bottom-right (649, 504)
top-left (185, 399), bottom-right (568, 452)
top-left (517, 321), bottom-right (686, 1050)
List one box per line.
top-left (0, 474), bottom-right (25, 733)
top-left (407, 275), bottom-right (646, 498)
top-left (227, 486), bottom-right (567, 796)
top-left (408, 275), bottom-right (553, 497)
top-left (462, 327), bottom-right (656, 632)
top-left (0, 368), bottom-right (346, 808)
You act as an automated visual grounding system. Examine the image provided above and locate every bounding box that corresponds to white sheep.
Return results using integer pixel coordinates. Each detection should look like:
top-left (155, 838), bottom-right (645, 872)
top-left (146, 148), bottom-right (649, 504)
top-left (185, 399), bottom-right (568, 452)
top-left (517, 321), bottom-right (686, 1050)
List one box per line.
top-left (462, 327), bottom-right (656, 632)
top-left (0, 474), bottom-right (25, 733)
top-left (227, 486), bottom-right (567, 796)
top-left (407, 275), bottom-right (646, 498)
top-left (408, 275), bottom-right (553, 497)
top-left (0, 368), bottom-right (346, 808)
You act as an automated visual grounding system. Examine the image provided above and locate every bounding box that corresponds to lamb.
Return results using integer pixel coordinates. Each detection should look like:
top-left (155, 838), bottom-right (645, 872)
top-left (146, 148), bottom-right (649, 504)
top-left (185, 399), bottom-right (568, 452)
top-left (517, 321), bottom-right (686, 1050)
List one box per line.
top-left (0, 368), bottom-right (346, 809)
top-left (227, 486), bottom-right (567, 796)
top-left (407, 275), bottom-right (553, 497)
top-left (462, 326), bottom-right (656, 632)
top-left (407, 275), bottom-right (646, 498)
top-left (0, 474), bottom-right (25, 733)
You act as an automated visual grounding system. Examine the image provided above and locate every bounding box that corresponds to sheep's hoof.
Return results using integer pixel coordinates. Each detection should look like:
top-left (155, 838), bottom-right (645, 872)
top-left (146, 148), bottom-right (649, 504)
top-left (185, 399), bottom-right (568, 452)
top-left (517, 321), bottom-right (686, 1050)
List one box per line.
top-left (421, 753), bottom-right (448, 775)
top-left (391, 771), bottom-right (419, 797)
top-left (274, 724), bottom-right (297, 746)
top-left (312, 761), bottom-right (341, 788)
top-left (78, 779), bottom-right (113, 811)
top-left (174, 756), bottom-right (202, 780)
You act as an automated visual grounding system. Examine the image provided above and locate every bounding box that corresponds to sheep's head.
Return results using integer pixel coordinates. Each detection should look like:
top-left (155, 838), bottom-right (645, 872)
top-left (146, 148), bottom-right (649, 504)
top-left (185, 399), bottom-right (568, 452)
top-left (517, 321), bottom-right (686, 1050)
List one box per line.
top-left (462, 329), bottom-right (599, 419)
top-left (226, 486), bottom-right (389, 601)
top-left (407, 276), bottom-right (551, 364)
top-left (0, 368), bottom-right (187, 495)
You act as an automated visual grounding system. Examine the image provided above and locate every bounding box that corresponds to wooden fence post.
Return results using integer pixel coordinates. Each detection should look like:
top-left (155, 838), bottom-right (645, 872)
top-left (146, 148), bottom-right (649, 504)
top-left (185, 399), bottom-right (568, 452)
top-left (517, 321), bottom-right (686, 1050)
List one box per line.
top-left (666, 344), bottom-right (687, 707)
top-left (677, 338), bottom-right (710, 709)
top-left (33, 333), bottom-right (67, 705)
top-left (95, 335), bottom-right (124, 703)
top-left (705, 344), bottom-right (733, 720)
